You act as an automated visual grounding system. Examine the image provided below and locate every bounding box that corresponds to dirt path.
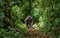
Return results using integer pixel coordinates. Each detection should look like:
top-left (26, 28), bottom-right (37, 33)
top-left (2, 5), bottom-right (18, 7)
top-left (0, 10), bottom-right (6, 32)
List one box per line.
top-left (25, 28), bottom-right (48, 38)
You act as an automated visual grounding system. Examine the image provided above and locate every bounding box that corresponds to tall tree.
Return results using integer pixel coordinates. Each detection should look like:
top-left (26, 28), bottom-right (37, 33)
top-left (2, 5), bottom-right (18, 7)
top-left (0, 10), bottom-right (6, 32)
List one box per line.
top-left (3, 0), bottom-right (15, 28)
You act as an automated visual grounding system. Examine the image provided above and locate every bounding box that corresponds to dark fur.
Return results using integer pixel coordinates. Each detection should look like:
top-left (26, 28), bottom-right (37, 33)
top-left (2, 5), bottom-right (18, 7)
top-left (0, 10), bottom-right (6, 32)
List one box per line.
top-left (25, 15), bottom-right (33, 28)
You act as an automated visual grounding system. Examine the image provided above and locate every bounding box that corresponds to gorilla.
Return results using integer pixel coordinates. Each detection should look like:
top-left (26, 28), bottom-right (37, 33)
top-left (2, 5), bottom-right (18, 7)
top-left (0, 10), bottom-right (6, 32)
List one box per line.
top-left (25, 15), bottom-right (33, 28)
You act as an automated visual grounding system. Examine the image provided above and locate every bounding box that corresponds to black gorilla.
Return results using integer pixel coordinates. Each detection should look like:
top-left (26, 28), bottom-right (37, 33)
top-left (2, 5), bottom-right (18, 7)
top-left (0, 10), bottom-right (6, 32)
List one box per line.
top-left (25, 15), bottom-right (33, 28)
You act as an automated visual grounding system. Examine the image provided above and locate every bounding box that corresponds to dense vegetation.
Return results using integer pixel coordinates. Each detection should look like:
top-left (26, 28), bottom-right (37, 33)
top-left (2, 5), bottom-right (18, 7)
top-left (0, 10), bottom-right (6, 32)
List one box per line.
top-left (0, 0), bottom-right (60, 38)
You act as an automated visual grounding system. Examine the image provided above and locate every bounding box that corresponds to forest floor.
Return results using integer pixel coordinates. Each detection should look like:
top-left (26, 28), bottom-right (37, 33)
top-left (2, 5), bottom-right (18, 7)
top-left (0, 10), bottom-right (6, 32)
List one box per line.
top-left (25, 28), bottom-right (56, 38)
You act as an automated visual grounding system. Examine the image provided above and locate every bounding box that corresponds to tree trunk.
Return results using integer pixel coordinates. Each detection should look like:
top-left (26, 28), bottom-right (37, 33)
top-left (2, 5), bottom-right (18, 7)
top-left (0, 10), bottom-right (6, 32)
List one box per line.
top-left (3, 0), bottom-right (14, 28)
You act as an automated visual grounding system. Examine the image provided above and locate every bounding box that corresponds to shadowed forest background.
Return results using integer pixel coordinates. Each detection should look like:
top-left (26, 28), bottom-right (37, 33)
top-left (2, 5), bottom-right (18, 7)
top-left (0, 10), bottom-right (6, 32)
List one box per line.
top-left (0, 0), bottom-right (60, 38)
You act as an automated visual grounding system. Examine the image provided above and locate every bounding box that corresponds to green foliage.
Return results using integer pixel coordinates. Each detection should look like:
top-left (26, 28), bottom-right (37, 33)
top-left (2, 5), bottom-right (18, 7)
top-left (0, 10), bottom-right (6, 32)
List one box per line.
top-left (11, 5), bottom-right (24, 20)
top-left (0, 11), bottom-right (5, 27)
top-left (58, 32), bottom-right (60, 38)
top-left (0, 0), bottom-right (60, 38)
top-left (55, 18), bottom-right (60, 25)
top-left (0, 27), bottom-right (30, 38)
